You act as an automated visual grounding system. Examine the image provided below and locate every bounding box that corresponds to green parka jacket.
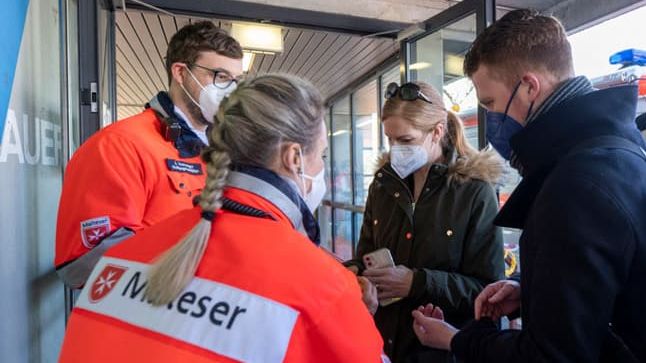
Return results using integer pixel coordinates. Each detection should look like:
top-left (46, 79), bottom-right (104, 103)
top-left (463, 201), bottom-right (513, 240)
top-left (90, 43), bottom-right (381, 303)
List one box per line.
top-left (347, 149), bottom-right (506, 363)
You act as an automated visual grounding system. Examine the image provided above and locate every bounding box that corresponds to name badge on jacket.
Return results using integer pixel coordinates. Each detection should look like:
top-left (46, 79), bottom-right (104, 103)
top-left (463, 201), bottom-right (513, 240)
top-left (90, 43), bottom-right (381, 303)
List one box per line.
top-left (166, 159), bottom-right (203, 175)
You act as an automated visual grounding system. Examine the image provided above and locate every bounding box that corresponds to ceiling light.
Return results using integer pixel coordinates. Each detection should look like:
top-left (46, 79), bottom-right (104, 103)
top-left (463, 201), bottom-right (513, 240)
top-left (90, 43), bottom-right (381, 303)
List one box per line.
top-left (409, 62), bottom-right (431, 70)
top-left (231, 23), bottom-right (283, 54)
top-left (445, 54), bottom-right (465, 76)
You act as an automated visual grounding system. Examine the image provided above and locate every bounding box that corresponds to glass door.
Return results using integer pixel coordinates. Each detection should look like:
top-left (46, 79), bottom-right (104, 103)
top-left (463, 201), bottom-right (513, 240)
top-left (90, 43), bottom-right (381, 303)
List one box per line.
top-left (400, 0), bottom-right (495, 149)
top-left (409, 14), bottom-right (479, 148)
top-left (63, 0), bottom-right (116, 321)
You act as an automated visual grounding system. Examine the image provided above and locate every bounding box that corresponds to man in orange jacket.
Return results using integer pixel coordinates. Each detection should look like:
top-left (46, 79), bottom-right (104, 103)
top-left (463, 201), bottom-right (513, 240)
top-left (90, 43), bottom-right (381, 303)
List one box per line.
top-left (55, 21), bottom-right (243, 288)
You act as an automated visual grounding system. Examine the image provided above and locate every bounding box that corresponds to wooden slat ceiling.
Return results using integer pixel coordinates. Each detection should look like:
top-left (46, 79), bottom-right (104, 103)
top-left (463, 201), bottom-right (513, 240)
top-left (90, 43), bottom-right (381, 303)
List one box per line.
top-left (116, 11), bottom-right (398, 120)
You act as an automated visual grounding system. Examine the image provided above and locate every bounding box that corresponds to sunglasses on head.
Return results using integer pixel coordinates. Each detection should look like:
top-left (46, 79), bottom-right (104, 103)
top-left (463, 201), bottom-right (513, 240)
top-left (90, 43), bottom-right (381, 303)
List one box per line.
top-left (385, 82), bottom-right (433, 104)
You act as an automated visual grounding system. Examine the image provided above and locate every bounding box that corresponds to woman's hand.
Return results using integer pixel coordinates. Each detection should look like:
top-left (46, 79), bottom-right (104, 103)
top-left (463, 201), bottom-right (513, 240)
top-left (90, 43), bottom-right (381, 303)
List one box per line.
top-left (357, 276), bottom-right (378, 315)
top-left (347, 265), bottom-right (359, 275)
top-left (363, 265), bottom-right (414, 300)
top-left (411, 304), bottom-right (458, 351)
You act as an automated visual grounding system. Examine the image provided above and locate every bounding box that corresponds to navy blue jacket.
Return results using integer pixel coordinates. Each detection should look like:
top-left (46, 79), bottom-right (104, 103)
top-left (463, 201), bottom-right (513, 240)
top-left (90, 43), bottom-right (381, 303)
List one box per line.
top-left (451, 85), bottom-right (646, 362)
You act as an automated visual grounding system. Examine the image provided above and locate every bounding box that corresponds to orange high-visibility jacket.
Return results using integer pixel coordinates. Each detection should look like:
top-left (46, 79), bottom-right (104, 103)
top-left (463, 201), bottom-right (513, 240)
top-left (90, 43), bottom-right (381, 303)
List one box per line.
top-left (55, 108), bottom-right (205, 270)
top-left (59, 179), bottom-right (387, 363)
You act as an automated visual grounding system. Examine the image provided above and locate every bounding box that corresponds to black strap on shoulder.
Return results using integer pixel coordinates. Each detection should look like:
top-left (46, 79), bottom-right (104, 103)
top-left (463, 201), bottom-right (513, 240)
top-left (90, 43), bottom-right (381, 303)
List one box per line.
top-left (146, 92), bottom-right (205, 158)
top-left (147, 93), bottom-right (181, 142)
top-left (192, 195), bottom-right (276, 221)
top-left (221, 197), bottom-right (275, 220)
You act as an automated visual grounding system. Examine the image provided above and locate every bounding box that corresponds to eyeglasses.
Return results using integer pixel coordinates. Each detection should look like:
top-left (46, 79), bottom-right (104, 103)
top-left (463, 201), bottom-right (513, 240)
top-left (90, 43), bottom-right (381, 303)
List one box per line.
top-left (190, 63), bottom-right (242, 89)
top-left (385, 82), bottom-right (433, 104)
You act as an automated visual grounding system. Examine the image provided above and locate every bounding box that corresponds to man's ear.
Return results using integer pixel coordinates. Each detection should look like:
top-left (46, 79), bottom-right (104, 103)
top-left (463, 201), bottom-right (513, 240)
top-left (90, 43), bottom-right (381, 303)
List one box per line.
top-left (521, 72), bottom-right (541, 103)
top-left (170, 63), bottom-right (186, 86)
top-left (280, 142), bottom-right (302, 174)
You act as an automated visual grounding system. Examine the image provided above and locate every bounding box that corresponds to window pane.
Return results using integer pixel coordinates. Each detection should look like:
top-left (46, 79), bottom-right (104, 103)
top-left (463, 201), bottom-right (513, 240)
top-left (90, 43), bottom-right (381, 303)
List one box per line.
top-left (409, 14), bottom-right (479, 148)
top-left (333, 209), bottom-right (353, 261)
top-left (504, 227), bottom-right (522, 277)
top-left (460, 109), bottom-right (479, 151)
top-left (381, 65), bottom-right (401, 104)
top-left (380, 65), bottom-right (400, 150)
top-left (352, 81), bottom-right (379, 206)
top-left (318, 205), bottom-right (333, 251)
top-left (324, 110), bottom-right (332, 201)
top-left (354, 212), bottom-right (364, 256)
top-left (67, 0), bottom-right (80, 153)
top-left (98, 6), bottom-right (115, 128)
top-left (332, 97), bottom-right (352, 204)
top-left (501, 164), bottom-right (522, 277)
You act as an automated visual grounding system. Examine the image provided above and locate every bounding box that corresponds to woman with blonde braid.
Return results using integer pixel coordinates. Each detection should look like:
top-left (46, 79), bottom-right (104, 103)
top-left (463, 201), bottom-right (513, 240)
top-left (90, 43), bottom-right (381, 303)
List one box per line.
top-left (59, 74), bottom-right (388, 363)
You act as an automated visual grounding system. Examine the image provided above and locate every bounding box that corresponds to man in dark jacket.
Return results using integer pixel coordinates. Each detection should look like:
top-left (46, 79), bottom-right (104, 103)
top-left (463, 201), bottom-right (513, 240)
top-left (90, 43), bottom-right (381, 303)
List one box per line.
top-left (411, 9), bottom-right (646, 362)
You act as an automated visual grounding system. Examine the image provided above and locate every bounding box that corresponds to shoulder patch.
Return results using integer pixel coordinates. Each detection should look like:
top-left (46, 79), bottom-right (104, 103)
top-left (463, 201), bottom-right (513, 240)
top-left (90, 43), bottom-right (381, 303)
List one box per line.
top-left (80, 216), bottom-right (111, 248)
top-left (166, 159), bottom-right (203, 175)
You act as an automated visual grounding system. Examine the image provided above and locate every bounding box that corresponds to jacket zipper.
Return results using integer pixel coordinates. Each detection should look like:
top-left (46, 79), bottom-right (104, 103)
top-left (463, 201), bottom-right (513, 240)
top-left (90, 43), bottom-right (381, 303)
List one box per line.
top-left (382, 168), bottom-right (417, 215)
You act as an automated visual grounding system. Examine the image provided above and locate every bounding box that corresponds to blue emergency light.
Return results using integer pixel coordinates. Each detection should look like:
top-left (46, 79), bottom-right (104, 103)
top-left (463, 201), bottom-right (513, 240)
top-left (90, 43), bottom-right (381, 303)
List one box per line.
top-left (609, 49), bottom-right (646, 66)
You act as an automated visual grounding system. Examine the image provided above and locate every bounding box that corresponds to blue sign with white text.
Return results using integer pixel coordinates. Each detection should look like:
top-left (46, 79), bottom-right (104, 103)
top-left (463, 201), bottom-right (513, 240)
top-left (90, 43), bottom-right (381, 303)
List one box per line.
top-left (0, 0), bottom-right (29, 141)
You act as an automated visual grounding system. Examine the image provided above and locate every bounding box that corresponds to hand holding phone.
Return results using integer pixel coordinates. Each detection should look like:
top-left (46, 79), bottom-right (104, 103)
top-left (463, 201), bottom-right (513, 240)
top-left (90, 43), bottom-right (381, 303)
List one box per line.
top-left (363, 248), bottom-right (396, 269)
top-left (363, 248), bottom-right (402, 306)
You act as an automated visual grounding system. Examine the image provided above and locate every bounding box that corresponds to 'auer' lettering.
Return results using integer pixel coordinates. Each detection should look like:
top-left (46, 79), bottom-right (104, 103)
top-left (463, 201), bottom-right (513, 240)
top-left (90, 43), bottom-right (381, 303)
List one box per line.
top-left (0, 109), bottom-right (61, 166)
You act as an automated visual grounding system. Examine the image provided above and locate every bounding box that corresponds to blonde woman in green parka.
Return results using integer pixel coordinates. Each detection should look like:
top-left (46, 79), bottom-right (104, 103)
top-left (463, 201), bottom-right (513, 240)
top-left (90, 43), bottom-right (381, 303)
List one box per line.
top-left (345, 81), bottom-right (505, 363)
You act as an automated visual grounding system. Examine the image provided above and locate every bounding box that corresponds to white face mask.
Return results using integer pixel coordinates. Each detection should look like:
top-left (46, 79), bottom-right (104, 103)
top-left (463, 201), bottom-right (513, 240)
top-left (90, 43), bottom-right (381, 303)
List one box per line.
top-left (301, 168), bottom-right (326, 213)
top-left (182, 68), bottom-right (237, 123)
top-left (390, 144), bottom-right (429, 179)
top-left (298, 148), bottom-right (326, 213)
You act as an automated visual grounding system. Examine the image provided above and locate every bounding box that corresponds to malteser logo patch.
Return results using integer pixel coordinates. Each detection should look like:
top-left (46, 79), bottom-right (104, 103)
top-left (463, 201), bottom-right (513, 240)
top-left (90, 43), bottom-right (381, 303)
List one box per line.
top-left (89, 264), bottom-right (128, 303)
top-left (80, 216), bottom-right (111, 248)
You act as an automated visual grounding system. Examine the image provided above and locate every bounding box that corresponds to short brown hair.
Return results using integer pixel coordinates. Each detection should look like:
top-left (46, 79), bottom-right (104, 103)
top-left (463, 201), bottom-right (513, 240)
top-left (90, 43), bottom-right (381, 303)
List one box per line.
top-left (165, 21), bottom-right (243, 85)
top-left (464, 9), bottom-right (574, 85)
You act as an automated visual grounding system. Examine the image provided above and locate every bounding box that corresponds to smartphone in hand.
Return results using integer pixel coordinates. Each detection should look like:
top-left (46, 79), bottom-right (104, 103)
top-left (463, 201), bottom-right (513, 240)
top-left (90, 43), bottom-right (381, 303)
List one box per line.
top-left (363, 248), bottom-right (395, 269)
top-left (363, 248), bottom-right (402, 306)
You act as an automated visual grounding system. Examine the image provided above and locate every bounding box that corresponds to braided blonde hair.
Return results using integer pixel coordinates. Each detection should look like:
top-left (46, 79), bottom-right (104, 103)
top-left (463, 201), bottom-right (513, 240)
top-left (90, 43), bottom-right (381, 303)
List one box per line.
top-left (145, 74), bottom-right (324, 305)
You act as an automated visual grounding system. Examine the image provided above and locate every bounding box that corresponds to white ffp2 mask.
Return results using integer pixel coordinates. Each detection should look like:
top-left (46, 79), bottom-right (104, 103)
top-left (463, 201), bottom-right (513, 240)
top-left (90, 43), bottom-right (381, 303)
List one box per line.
top-left (390, 144), bottom-right (428, 179)
top-left (182, 68), bottom-right (236, 123)
top-left (298, 148), bottom-right (326, 213)
top-left (301, 167), bottom-right (326, 213)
